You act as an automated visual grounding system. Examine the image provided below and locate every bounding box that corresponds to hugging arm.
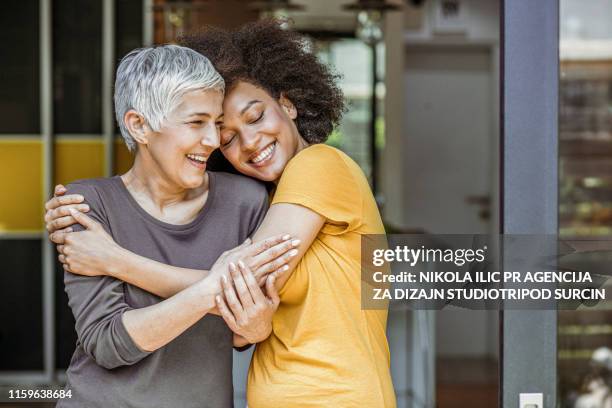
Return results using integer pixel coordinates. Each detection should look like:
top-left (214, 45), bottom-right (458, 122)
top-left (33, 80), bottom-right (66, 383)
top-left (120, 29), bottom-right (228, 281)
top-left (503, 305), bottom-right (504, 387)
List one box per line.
top-left (215, 204), bottom-right (324, 346)
top-left (47, 185), bottom-right (299, 300)
top-left (62, 184), bottom-right (222, 368)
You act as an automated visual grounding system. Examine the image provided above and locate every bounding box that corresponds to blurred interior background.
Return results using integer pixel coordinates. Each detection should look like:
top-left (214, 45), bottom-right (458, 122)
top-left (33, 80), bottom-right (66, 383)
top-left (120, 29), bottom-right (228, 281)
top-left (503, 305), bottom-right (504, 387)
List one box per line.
top-left (0, 0), bottom-right (611, 407)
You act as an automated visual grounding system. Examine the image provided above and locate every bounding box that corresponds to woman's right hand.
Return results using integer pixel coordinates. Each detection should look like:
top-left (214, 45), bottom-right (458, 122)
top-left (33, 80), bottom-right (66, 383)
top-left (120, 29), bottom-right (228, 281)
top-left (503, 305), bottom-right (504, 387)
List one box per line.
top-left (208, 235), bottom-right (299, 288)
top-left (45, 184), bottom-right (90, 240)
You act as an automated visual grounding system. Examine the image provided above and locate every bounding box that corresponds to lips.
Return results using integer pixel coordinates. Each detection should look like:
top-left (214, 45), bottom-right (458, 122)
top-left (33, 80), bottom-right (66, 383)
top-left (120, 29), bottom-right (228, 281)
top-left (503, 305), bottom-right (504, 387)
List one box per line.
top-left (249, 142), bottom-right (276, 167)
top-left (186, 153), bottom-right (207, 170)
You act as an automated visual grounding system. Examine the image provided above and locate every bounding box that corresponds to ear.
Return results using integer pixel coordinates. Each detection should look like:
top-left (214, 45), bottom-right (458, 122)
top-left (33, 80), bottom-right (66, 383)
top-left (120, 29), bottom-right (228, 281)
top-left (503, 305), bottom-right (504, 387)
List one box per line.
top-left (124, 110), bottom-right (152, 146)
top-left (278, 94), bottom-right (297, 120)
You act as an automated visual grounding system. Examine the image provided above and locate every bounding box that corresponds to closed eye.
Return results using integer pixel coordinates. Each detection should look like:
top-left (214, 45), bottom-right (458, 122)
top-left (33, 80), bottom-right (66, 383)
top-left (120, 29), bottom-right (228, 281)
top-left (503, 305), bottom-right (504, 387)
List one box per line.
top-left (221, 133), bottom-right (236, 148)
top-left (249, 111), bottom-right (264, 124)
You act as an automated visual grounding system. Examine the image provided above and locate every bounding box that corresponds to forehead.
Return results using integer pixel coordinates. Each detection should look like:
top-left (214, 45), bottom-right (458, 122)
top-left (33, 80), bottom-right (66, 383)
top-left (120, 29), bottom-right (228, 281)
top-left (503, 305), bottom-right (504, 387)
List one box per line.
top-left (173, 88), bottom-right (224, 116)
top-left (222, 81), bottom-right (274, 113)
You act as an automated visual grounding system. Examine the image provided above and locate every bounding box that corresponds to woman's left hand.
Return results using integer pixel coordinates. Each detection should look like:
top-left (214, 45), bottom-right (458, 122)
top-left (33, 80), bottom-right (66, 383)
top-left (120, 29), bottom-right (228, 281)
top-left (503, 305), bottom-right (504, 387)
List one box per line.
top-left (216, 261), bottom-right (282, 345)
top-left (57, 209), bottom-right (125, 277)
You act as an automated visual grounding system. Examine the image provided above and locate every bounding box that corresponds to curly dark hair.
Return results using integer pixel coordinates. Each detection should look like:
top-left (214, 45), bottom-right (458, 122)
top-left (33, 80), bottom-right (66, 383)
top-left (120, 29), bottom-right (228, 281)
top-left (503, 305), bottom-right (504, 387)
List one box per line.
top-left (180, 19), bottom-right (345, 145)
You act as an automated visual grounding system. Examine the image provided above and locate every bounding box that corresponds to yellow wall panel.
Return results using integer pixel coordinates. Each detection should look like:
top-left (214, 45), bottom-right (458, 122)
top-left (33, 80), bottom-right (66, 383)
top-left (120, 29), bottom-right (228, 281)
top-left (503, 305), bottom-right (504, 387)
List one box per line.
top-left (0, 140), bottom-right (43, 232)
top-left (54, 139), bottom-right (105, 186)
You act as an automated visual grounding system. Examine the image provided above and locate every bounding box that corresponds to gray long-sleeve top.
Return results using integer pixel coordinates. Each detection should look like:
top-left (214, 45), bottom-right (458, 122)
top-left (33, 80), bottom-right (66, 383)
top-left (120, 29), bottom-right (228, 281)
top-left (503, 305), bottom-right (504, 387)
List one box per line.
top-left (57, 172), bottom-right (268, 408)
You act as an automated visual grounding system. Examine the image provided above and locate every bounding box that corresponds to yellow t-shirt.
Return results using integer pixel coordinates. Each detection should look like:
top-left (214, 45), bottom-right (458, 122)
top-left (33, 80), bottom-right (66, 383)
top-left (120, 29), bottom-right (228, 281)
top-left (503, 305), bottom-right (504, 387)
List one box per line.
top-left (247, 144), bottom-right (396, 408)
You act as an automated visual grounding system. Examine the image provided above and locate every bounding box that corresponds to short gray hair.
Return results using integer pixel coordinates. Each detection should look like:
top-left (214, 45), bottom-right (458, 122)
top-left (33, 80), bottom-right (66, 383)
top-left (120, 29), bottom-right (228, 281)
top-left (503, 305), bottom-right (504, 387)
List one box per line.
top-left (114, 44), bottom-right (225, 152)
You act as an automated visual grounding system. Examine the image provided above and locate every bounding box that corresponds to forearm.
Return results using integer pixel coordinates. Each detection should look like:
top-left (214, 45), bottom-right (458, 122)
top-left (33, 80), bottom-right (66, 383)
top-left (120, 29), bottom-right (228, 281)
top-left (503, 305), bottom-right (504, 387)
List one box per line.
top-left (122, 275), bottom-right (220, 352)
top-left (113, 247), bottom-right (210, 298)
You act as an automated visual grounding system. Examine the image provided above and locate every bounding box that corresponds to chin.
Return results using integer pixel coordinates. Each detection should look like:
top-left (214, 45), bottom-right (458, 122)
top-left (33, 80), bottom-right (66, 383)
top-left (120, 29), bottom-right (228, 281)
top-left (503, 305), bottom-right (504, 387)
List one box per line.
top-left (181, 174), bottom-right (206, 189)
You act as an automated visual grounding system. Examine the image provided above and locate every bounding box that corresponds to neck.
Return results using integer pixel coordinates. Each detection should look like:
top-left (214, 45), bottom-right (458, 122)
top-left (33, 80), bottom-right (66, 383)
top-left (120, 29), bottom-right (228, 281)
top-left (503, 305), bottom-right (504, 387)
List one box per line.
top-left (122, 151), bottom-right (207, 210)
top-left (272, 134), bottom-right (309, 185)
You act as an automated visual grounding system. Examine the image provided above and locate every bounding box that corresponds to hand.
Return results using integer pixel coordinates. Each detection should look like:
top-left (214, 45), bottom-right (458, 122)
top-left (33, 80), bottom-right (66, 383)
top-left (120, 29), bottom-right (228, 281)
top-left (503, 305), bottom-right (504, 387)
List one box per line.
top-left (45, 184), bottom-right (90, 239)
top-left (57, 209), bottom-right (124, 277)
top-left (208, 235), bottom-right (299, 287)
top-left (216, 261), bottom-right (284, 344)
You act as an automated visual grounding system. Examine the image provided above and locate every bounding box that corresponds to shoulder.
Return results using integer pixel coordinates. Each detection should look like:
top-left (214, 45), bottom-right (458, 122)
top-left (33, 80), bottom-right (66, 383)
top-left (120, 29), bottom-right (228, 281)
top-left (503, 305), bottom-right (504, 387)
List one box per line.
top-left (64, 177), bottom-right (117, 226)
top-left (290, 144), bottom-right (349, 166)
top-left (65, 177), bottom-right (118, 202)
top-left (284, 144), bottom-right (359, 178)
top-left (211, 171), bottom-right (268, 197)
top-left (210, 171), bottom-right (269, 206)
top-left (280, 144), bottom-right (363, 188)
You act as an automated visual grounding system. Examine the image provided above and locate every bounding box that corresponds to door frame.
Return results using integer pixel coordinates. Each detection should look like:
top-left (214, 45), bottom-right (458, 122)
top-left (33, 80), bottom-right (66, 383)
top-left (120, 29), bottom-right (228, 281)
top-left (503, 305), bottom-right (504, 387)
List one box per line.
top-left (500, 0), bottom-right (559, 407)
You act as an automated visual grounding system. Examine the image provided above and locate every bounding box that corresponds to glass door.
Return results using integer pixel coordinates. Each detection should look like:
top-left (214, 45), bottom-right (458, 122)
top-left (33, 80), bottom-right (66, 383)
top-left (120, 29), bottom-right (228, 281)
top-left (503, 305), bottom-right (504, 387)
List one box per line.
top-left (558, 1), bottom-right (612, 407)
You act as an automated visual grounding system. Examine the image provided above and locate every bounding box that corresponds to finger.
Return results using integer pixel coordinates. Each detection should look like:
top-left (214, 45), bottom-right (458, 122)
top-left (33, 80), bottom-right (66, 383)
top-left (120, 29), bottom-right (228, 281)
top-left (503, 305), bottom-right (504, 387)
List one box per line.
top-left (238, 260), bottom-right (266, 304)
top-left (69, 209), bottom-right (99, 230)
top-left (58, 254), bottom-right (66, 264)
top-left (47, 216), bottom-right (77, 233)
top-left (250, 239), bottom-right (300, 269)
top-left (62, 263), bottom-right (72, 273)
top-left (215, 295), bottom-right (239, 332)
top-left (54, 184), bottom-right (67, 196)
top-left (57, 245), bottom-right (65, 254)
top-left (50, 231), bottom-right (68, 244)
top-left (222, 274), bottom-right (245, 320)
top-left (245, 234), bottom-right (292, 258)
top-left (254, 245), bottom-right (299, 276)
top-left (265, 275), bottom-right (280, 306)
top-left (48, 204), bottom-right (90, 221)
top-left (230, 262), bottom-right (254, 308)
top-left (45, 194), bottom-right (84, 210)
top-left (256, 264), bottom-right (289, 287)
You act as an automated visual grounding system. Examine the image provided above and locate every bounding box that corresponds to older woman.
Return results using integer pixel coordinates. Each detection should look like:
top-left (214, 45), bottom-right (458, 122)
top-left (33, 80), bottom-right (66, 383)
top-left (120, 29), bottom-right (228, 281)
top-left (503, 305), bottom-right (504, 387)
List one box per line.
top-left (50, 44), bottom-right (297, 408)
top-left (47, 20), bottom-right (396, 408)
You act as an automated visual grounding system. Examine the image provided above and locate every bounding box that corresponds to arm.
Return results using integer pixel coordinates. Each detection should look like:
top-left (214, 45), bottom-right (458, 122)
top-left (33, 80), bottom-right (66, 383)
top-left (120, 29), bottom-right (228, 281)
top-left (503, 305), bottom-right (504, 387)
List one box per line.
top-left (251, 203), bottom-right (325, 290)
top-left (213, 204), bottom-right (324, 349)
top-left (48, 186), bottom-right (299, 299)
top-left (65, 258), bottom-right (220, 368)
top-left (60, 185), bottom-right (222, 368)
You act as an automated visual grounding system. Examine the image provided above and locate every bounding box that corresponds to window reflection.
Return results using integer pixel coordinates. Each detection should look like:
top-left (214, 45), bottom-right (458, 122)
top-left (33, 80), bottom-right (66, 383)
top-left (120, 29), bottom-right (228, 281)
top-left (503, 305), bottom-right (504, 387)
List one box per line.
top-left (559, 1), bottom-right (612, 407)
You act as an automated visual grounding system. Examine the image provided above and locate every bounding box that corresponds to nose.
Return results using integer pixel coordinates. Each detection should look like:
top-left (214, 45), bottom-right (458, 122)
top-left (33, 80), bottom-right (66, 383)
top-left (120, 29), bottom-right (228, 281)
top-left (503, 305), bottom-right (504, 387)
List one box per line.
top-left (200, 126), bottom-right (220, 152)
top-left (241, 130), bottom-right (261, 153)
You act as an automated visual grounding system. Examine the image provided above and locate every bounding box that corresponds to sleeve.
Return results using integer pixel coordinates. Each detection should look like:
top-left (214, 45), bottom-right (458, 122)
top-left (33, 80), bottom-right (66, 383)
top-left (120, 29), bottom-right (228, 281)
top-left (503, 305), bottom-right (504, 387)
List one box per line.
top-left (63, 181), bottom-right (152, 369)
top-left (271, 145), bottom-right (363, 235)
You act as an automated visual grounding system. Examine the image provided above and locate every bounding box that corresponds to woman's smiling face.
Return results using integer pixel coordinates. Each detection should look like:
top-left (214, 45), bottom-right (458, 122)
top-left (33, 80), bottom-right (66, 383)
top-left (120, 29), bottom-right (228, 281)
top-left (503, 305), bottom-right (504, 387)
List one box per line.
top-left (141, 88), bottom-right (224, 189)
top-left (218, 81), bottom-right (307, 182)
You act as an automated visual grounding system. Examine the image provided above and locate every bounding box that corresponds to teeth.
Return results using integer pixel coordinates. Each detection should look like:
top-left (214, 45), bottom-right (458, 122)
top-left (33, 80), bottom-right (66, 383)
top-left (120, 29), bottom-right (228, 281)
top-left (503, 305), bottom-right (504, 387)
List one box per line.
top-left (187, 154), bottom-right (206, 163)
top-left (251, 143), bottom-right (275, 164)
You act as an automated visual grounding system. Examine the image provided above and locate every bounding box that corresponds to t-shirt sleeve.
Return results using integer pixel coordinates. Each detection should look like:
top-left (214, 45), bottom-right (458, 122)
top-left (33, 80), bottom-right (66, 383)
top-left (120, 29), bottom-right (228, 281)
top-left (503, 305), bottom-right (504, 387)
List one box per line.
top-left (271, 145), bottom-right (362, 235)
top-left (63, 181), bottom-right (152, 369)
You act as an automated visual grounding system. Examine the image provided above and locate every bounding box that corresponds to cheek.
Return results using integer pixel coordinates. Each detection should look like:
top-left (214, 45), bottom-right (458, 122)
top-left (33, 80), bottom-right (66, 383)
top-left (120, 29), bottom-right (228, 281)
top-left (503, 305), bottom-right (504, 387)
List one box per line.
top-left (221, 147), bottom-right (242, 168)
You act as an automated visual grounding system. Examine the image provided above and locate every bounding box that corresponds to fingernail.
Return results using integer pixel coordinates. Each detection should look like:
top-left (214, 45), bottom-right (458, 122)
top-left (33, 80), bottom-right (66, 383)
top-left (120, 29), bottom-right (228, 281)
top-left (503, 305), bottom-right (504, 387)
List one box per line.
top-left (216, 296), bottom-right (221, 303)
top-left (282, 234), bottom-right (291, 240)
top-left (282, 265), bottom-right (289, 271)
top-left (76, 195), bottom-right (84, 201)
top-left (238, 260), bottom-right (246, 269)
top-left (289, 249), bottom-right (298, 257)
top-left (80, 205), bottom-right (90, 211)
top-left (270, 276), bottom-right (276, 283)
top-left (229, 262), bottom-right (236, 270)
top-left (222, 275), bottom-right (228, 284)
top-left (291, 239), bottom-right (300, 247)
